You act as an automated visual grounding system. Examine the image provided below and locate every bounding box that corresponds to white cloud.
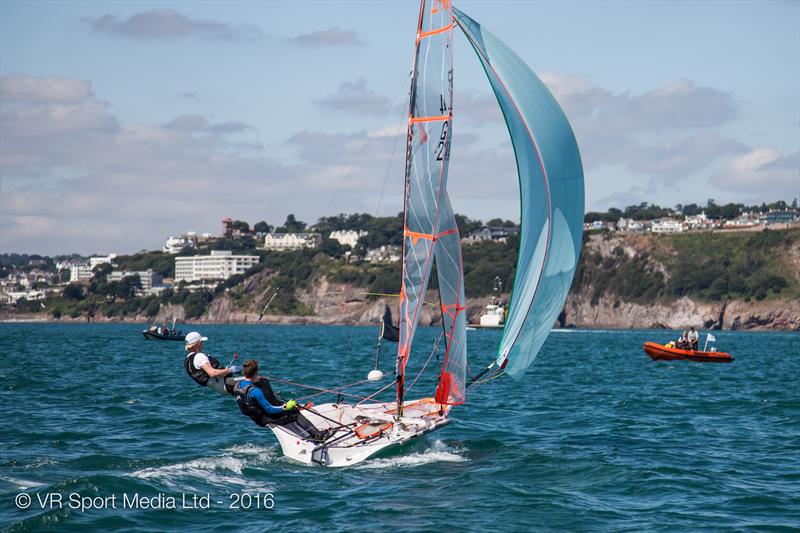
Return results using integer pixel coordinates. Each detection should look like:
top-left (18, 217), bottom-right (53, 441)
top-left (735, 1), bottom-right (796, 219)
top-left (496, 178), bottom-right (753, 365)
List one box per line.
top-left (1, 70), bottom-right (794, 254)
top-left (314, 78), bottom-right (395, 115)
top-left (288, 27), bottom-right (364, 48)
top-left (85, 10), bottom-right (263, 41)
top-left (0, 76), bottom-right (94, 103)
top-left (711, 148), bottom-right (800, 198)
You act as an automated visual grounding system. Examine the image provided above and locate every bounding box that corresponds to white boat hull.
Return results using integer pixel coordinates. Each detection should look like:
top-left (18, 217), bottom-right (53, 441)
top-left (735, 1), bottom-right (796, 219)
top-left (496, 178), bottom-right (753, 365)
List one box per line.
top-left (269, 398), bottom-right (452, 467)
top-left (206, 375), bottom-right (243, 395)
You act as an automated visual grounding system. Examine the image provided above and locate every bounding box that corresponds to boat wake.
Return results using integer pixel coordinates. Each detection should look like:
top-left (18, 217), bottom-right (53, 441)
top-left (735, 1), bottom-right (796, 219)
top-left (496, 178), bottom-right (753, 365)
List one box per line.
top-left (355, 440), bottom-right (466, 470)
top-left (130, 446), bottom-right (278, 491)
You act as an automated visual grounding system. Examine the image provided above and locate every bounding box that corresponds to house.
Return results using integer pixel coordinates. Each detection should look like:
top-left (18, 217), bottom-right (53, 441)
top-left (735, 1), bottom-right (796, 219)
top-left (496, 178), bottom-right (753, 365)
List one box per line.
top-left (764, 210), bottom-right (799, 225)
top-left (69, 264), bottom-right (93, 282)
top-left (108, 269), bottom-right (164, 292)
top-left (365, 245), bottom-right (401, 263)
top-left (263, 233), bottom-right (321, 251)
top-left (462, 225), bottom-right (519, 244)
top-left (174, 251), bottom-right (260, 283)
top-left (89, 254), bottom-right (117, 269)
top-left (651, 219), bottom-right (685, 233)
top-left (328, 230), bottom-right (367, 248)
top-left (0, 289), bottom-right (46, 305)
top-left (163, 232), bottom-right (198, 254)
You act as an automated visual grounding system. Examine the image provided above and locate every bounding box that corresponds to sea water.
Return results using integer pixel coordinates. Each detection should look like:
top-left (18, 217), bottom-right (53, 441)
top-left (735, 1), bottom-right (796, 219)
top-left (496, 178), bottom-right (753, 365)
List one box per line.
top-left (1, 323), bottom-right (798, 531)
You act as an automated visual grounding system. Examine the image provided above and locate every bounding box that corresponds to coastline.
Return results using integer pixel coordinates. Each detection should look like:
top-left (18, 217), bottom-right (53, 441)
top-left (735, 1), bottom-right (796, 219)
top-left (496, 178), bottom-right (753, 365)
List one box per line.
top-left (4, 294), bottom-right (798, 331)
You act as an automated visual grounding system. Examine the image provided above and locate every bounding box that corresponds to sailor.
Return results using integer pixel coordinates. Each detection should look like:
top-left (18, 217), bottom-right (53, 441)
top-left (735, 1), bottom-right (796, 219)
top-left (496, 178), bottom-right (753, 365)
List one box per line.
top-left (233, 359), bottom-right (329, 442)
top-left (687, 327), bottom-right (699, 351)
top-left (676, 331), bottom-right (689, 350)
top-left (184, 331), bottom-right (241, 394)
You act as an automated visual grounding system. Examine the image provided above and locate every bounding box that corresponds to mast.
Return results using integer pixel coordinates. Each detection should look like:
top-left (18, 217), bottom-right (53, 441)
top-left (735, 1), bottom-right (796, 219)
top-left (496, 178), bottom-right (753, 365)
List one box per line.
top-left (396, 0), bottom-right (455, 416)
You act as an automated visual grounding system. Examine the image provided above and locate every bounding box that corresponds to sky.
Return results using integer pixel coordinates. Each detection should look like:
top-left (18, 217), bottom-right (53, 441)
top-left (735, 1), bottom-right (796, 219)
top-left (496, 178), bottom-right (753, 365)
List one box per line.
top-left (1, 0), bottom-right (798, 255)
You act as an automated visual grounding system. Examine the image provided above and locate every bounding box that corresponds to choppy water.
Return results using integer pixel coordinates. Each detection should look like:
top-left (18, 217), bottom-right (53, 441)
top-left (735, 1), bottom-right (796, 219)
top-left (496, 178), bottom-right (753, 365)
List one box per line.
top-left (1, 323), bottom-right (798, 532)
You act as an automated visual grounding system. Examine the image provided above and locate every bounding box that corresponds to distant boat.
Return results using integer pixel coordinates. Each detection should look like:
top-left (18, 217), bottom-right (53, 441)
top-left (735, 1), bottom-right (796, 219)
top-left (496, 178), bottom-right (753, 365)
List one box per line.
top-left (476, 302), bottom-right (505, 328)
top-left (143, 318), bottom-right (185, 341)
top-left (380, 306), bottom-right (399, 342)
top-left (643, 342), bottom-right (733, 363)
top-left (472, 276), bottom-right (505, 329)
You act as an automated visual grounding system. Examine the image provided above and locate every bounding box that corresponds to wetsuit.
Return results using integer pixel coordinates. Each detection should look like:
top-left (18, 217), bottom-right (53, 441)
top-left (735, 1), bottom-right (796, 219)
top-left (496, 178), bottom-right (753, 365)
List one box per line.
top-left (234, 378), bottom-right (326, 441)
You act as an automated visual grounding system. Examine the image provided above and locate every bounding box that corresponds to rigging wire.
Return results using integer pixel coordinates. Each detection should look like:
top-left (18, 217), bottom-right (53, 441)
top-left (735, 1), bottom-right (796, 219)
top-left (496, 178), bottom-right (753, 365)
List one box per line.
top-left (405, 331), bottom-right (444, 394)
top-left (261, 374), bottom-right (374, 402)
top-left (468, 370), bottom-right (506, 392)
top-left (355, 379), bottom-right (396, 406)
top-left (253, 76), bottom-right (411, 395)
top-left (374, 98), bottom-right (409, 217)
top-left (321, 74), bottom-right (411, 219)
top-left (258, 75), bottom-right (410, 321)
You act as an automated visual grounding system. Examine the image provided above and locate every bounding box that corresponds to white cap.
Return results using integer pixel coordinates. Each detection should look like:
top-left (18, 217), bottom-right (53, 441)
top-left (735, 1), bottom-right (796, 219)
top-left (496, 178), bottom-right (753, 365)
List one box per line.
top-left (185, 331), bottom-right (208, 345)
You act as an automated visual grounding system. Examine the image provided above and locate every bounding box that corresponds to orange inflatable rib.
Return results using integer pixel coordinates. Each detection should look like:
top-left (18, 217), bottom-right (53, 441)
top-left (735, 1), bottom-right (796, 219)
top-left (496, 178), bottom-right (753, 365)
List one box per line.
top-left (643, 342), bottom-right (734, 363)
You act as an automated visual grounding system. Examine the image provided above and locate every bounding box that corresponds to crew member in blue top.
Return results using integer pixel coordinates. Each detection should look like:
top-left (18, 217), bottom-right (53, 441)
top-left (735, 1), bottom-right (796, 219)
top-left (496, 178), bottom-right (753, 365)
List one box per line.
top-left (233, 359), bottom-right (330, 442)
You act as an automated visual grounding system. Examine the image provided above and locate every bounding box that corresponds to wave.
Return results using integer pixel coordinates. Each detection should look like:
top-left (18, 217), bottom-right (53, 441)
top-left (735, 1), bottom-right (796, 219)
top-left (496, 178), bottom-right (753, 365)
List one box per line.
top-left (129, 446), bottom-right (277, 492)
top-left (0, 475), bottom-right (45, 490)
top-left (355, 440), bottom-right (467, 470)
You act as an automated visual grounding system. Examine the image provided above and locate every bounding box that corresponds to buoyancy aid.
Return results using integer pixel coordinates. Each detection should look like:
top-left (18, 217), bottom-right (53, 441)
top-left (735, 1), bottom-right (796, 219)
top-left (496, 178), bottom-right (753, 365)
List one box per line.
top-left (184, 352), bottom-right (223, 386)
top-left (233, 379), bottom-right (283, 427)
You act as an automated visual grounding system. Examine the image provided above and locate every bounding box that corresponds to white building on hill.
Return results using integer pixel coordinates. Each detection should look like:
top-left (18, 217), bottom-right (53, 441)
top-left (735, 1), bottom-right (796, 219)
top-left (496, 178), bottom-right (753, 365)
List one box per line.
top-left (365, 245), bottom-right (401, 263)
top-left (0, 289), bottom-right (46, 304)
top-left (651, 219), bottom-right (685, 233)
top-left (174, 251), bottom-right (260, 283)
top-left (69, 264), bottom-right (93, 282)
top-left (163, 232), bottom-right (199, 254)
top-left (108, 269), bottom-right (164, 291)
top-left (328, 230), bottom-right (367, 248)
top-left (89, 254), bottom-right (117, 269)
top-left (263, 233), bottom-right (321, 251)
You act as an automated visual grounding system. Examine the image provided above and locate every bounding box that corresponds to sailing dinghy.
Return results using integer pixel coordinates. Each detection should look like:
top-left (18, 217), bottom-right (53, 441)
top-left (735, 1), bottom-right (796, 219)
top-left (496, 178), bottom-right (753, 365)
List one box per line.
top-left (258, 0), bottom-right (585, 467)
top-left (187, 0), bottom-right (584, 466)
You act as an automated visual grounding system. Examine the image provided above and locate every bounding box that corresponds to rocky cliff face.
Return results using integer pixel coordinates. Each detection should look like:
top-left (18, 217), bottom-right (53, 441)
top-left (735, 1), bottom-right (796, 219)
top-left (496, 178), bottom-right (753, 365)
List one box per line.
top-left (194, 274), bottom-right (800, 331)
top-left (561, 292), bottom-right (800, 331)
top-left (7, 230), bottom-right (798, 330)
top-left (194, 278), bottom-right (503, 328)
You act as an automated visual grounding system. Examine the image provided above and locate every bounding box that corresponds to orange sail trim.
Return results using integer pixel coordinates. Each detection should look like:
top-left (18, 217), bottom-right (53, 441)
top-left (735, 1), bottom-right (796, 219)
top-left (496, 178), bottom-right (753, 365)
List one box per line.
top-left (440, 302), bottom-right (465, 318)
top-left (409, 115), bottom-right (449, 124)
top-left (431, 0), bottom-right (452, 14)
top-left (417, 21), bottom-right (455, 41)
top-left (404, 227), bottom-right (435, 245)
top-left (404, 226), bottom-right (460, 245)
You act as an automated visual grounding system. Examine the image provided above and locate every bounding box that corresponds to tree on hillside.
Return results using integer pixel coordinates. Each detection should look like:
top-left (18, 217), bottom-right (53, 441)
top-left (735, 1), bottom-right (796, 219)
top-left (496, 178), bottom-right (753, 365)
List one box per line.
top-left (254, 221), bottom-right (273, 234)
top-left (705, 199), bottom-right (721, 219)
top-left (231, 220), bottom-right (250, 233)
top-left (63, 283), bottom-right (84, 300)
top-left (275, 214), bottom-right (307, 233)
top-left (719, 203), bottom-right (743, 220)
top-left (454, 214), bottom-right (482, 236)
top-left (321, 237), bottom-right (350, 259)
top-left (92, 263), bottom-right (113, 280)
top-left (681, 203), bottom-right (702, 216)
top-left (486, 218), bottom-right (517, 228)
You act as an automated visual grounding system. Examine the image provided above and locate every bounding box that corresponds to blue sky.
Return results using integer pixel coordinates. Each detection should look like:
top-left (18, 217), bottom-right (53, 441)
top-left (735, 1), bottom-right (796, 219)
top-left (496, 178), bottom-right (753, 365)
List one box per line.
top-left (1, 0), bottom-right (798, 254)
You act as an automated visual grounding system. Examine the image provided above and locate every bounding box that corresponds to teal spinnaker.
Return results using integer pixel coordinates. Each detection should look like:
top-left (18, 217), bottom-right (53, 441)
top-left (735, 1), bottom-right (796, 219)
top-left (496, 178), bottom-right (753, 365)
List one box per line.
top-left (454, 8), bottom-right (585, 380)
